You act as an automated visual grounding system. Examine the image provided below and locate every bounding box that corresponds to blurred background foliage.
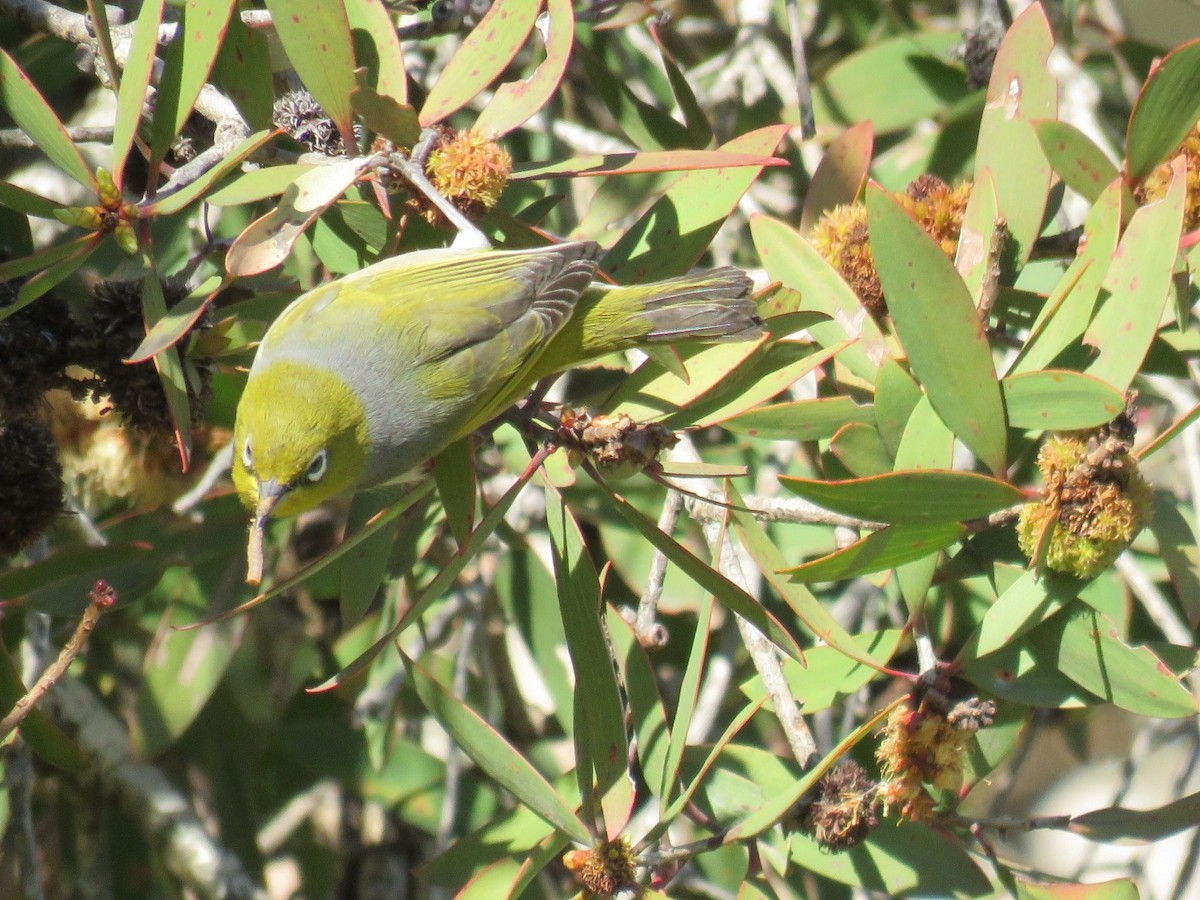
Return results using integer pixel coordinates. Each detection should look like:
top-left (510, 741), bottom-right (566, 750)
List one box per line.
top-left (1, 0), bottom-right (1200, 898)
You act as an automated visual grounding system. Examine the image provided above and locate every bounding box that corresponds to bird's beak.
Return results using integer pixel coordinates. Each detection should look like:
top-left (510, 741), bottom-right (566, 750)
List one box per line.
top-left (246, 478), bottom-right (285, 586)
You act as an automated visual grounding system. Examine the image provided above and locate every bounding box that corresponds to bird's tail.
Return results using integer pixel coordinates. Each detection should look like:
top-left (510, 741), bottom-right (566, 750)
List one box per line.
top-left (626, 268), bottom-right (764, 343)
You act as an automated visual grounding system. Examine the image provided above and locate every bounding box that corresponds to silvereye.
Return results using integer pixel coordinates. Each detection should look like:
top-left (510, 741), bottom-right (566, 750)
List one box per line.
top-left (233, 241), bottom-right (762, 582)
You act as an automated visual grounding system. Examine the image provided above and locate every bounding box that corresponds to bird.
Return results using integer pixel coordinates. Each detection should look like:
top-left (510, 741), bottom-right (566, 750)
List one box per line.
top-left (232, 240), bottom-right (763, 583)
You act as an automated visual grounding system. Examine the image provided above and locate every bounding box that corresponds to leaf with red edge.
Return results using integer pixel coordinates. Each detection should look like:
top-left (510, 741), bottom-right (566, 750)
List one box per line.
top-left (474, 0), bottom-right (573, 139)
top-left (1126, 39), bottom-right (1200, 181)
top-left (265, 0), bottom-right (359, 148)
top-left (1034, 119), bottom-right (1120, 204)
top-left (779, 469), bottom-right (1024, 525)
top-left (127, 284), bottom-right (216, 363)
top-left (406, 654), bottom-right (592, 844)
top-left (0, 48), bottom-right (95, 189)
top-left (226, 158), bottom-right (366, 277)
top-left (513, 150), bottom-right (784, 180)
top-left (868, 184), bottom-right (1007, 474)
top-left (149, 0), bottom-right (237, 169)
top-left (783, 523), bottom-right (966, 583)
top-left (973, 3), bottom-right (1056, 267)
top-left (420, 0), bottom-right (543, 127)
top-left (144, 130), bottom-right (275, 216)
top-left (1085, 158), bottom-right (1185, 392)
top-left (112, 0), bottom-right (164, 182)
top-left (345, 0), bottom-right (408, 107)
top-left (800, 121), bottom-right (873, 232)
top-left (605, 125), bottom-right (788, 282)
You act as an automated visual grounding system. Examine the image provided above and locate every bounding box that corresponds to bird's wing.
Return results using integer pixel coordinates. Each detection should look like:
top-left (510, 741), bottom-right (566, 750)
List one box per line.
top-left (261, 242), bottom-right (601, 430)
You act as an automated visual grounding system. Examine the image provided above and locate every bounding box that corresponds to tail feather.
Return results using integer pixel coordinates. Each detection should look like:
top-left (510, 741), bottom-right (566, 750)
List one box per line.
top-left (633, 268), bottom-right (763, 343)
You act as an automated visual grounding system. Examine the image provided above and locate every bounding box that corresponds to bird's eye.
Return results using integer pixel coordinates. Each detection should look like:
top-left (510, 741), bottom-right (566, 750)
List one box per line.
top-left (241, 439), bottom-right (254, 471)
top-left (305, 449), bottom-right (329, 484)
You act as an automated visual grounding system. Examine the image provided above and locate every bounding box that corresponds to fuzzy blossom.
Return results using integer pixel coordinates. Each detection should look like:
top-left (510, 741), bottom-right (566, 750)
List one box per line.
top-left (1016, 422), bottom-right (1153, 580)
top-left (562, 837), bottom-right (637, 896)
top-left (810, 175), bottom-right (971, 319)
top-left (1135, 120), bottom-right (1200, 232)
top-left (876, 697), bottom-right (994, 822)
top-left (423, 129), bottom-right (513, 223)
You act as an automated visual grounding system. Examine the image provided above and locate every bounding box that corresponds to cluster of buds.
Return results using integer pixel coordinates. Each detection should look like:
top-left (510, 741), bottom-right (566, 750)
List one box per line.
top-left (793, 759), bottom-right (882, 851)
top-left (273, 90), bottom-right (353, 158)
top-left (876, 695), bottom-right (996, 822)
top-left (557, 408), bottom-right (678, 478)
top-left (1016, 402), bottom-right (1153, 579)
top-left (562, 837), bottom-right (637, 896)
top-left (54, 168), bottom-right (139, 254)
top-left (811, 175), bottom-right (972, 319)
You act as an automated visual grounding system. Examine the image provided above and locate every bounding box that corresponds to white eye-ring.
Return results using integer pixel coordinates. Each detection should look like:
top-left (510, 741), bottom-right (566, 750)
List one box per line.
top-left (305, 448), bottom-right (329, 484)
top-left (241, 439), bottom-right (254, 471)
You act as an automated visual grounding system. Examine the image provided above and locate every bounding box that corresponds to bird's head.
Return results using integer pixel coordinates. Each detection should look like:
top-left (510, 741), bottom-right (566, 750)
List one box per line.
top-left (232, 360), bottom-right (369, 583)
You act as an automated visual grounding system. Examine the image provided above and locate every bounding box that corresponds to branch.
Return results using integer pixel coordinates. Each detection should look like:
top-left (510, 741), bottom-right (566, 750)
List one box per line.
top-left (47, 676), bottom-right (267, 899)
top-left (0, 581), bottom-right (115, 742)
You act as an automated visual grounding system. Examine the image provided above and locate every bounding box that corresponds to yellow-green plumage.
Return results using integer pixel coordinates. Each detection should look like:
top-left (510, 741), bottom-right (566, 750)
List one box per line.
top-left (233, 241), bottom-right (760, 580)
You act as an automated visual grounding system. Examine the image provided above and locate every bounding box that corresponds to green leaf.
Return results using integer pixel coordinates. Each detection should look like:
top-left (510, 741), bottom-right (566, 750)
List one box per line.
top-left (0, 236), bottom-right (100, 318)
top-left (264, 0), bottom-right (359, 147)
top-left (141, 266), bottom-right (193, 466)
top-left (205, 164), bottom-right (316, 207)
top-left (132, 568), bottom-right (246, 756)
top-left (420, 0), bottom-right (543, 126)
top-left (1084, 158), bottom-right (1185, 393)
top-left (225, 158), bottom-right (366, 277)
top-left (143, 130), bottom-right (275, 216)
top-left (349, 75), bottom-right (420, 148)
top-left (789, 819), bottom-right (991, 896)
top-left (337, 485), bottom-right (404, 629)
top-left (0, 48), bottom-right (96, 189)
top-left (210, 9), bottom-right (274, 130)
top-left (1018, 878), bottom-right (1140, 900)
top-left (873, 358), bottom-right (922, 457)
top-left (605, 125), bottom-right (788, 282)
top-left (750, 213), bottom-right (888, 383)
top-left (2, 542), bottom-right (177, 616)
top-left (1126, 38), bottom-right (1200, 180)
top-left (829, 422), bottom-right (894, 477)
top-left (512, 149), bottom-right (782, 180)
top-left (1052, 606), bottom-right (1196, 718)
top-left (972, 3), bottom-right (1056, 266)
top-left (0, 642), bottom-right (89, 772)
top-left (959, 568), bottom-right (1084, 660)
top-left (1034, 119), bottom-right (1121, 203)
top-left (432, 438), bottom-right (477, 546)
top-left (722, 396), bottom-right (875, 442)
top-left (726, 483), bottom-right (870, 662)
top-left (1011, 178), bottom-right (1123, 375)
top-left (345, 0), bottom-right (409, 107)
top-left (800, 120), bottom-right (872, 232)
top-left (112, 0), bottom-right (164, 181)
top-left (0, 181), bottom-right (62, 218)
top-left (607, 611), bottom-right (673, 812)
top-left (474, 0), bottom-right (573, 138)
top-left (575, 41), bottom-right (691, 152)
top-left (954, 169), bottom-right (1000, 308)
top-left (811, 31), bottom-right (968, 135)
top-left (406, 655), bottom-right (592, 843)
top-left (779, 469), bottom-right (1024, 526)
top-left (543, 486), bottom-right (634, 837)
top-left (1070, 792), bottom-right (1200, 843)
top-left (126, 284), bottom-right (212, 363)
top-left (783, 523), bottom-right (965, 583)
top-left (1149, 491), bottom-right (1200, 626)
top-left (149, 0), bottom-right (236, 169)
top-left (1001, 370), bottom-right (1126, 431)
top-left (867, 183), bottom-right (1007, 474)
top-left (595, 478), bottom-right (805, 663)
top-left (741, 629), bottom-right (903, 713)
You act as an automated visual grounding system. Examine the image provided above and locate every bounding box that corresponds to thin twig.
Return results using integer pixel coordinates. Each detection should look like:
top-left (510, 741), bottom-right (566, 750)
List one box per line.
top-left (634, 489), bottom-right (683, 648)
top-left (0, 581), bottom-right (116, 742)
top-left (0, 125), bottom-right (115, 148)
top-left (784, 0), bottom-right (815, 139)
